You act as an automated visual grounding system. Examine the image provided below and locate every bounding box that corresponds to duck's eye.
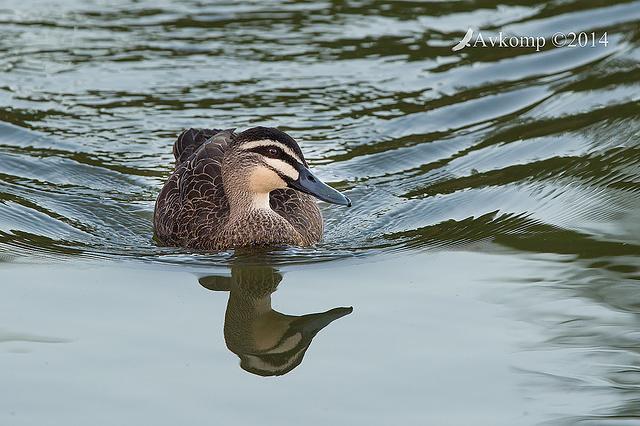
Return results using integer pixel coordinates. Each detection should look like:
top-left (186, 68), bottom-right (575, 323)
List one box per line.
top-left (267, 147), bottom-right (279, 157)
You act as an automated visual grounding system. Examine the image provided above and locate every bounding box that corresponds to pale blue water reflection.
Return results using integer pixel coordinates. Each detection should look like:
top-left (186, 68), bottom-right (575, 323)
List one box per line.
top-left (0, 253), bottom-right (544, 425)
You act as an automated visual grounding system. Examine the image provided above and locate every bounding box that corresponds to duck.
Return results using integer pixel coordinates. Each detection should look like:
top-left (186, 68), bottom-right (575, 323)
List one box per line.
top-left (199, 266), bottom-right (352, 376)
top-left (153, 127), bottom-right (351, 250)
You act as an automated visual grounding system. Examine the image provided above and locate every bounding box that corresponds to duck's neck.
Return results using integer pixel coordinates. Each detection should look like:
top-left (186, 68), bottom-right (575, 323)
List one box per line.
top-left (227, 188), bottom-right (272, 218)
top-left (248, 191), bottom-right (271, 212)
top-left (222, 161), bottom-right (273, 216)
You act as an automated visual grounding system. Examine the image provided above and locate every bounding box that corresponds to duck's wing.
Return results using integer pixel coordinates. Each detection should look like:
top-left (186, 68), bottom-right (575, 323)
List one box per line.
top-left (154, 128), bottom-right (234, 248)
top-left (173, 128), bottom-right (225, 169)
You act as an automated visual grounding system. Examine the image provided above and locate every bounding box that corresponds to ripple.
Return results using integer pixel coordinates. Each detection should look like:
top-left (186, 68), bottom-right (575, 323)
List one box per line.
top-left (0, 0), bottom-right (639, 271)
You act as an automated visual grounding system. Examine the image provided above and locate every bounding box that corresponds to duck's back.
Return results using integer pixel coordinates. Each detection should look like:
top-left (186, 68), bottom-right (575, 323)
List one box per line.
top-left (172, 128), bottom-right (224, 168)
top-left (154, 128), bottom-right (232, 247)
top-left (153, 128), bottom-right (323, 249)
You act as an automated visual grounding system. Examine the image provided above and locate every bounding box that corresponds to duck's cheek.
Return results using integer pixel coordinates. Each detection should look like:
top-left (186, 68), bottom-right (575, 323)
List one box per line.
top-left (248, 166), bottom-right (289, 194)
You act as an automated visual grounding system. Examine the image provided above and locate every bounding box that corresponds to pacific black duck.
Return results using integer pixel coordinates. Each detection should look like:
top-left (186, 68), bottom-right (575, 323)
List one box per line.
top-left (199, 266), bottom-right (352, 376)
top-left (153, 127), bottom-right (351, 250)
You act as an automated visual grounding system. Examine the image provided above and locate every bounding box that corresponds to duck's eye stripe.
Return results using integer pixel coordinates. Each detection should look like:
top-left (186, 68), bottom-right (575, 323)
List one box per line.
top-left (263, 158), bottom-right (300, 181)
top-left (241, 139), bottom-right (304, 164)
top-left (248, 146), bottom-right (299, 169)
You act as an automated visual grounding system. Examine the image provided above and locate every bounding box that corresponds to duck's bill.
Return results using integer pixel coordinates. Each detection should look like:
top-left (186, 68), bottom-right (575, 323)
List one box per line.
top-left (290, 306), bottom-right (354, 337)
top-left (288, 166), bottom-right (352, 207)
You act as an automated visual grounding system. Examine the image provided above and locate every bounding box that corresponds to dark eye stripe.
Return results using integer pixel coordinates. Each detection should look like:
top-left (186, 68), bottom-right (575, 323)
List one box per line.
top-left (248, 145), bottom-right (300, 169)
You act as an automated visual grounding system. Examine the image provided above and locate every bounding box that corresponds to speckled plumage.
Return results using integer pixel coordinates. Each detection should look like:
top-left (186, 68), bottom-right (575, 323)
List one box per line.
top-left (153, 128), bottom-right (324, 250)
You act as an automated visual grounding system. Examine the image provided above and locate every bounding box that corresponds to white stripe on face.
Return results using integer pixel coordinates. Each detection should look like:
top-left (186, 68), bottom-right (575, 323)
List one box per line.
top-left (240, 139), bottom-right (304, 165)
top-left (263, 157), bottom-right (299, 181)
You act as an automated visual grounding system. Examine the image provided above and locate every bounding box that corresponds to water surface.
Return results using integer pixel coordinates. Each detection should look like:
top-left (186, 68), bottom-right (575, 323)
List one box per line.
top-left (1, 0), bottom-right (640, 424)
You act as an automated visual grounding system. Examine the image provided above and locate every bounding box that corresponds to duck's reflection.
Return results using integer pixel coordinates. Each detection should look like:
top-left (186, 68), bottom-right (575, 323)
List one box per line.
top-left (199, 266), bottom-right (352, 376)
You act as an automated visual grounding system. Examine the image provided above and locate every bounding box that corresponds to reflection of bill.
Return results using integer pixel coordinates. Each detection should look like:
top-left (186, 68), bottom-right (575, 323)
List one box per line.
top-left (200, 266), bottom-right (352, 376)
top-left (452, 28), bottom-right (473, 51)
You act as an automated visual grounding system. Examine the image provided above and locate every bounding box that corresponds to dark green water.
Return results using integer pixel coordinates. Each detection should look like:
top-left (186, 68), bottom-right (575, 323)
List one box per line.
top-left (1, 0), bottom-right (640, 424)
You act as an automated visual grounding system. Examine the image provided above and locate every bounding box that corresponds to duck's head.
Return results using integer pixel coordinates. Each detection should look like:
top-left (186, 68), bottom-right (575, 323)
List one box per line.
top-left (222, 127), bottom-right (351, 208)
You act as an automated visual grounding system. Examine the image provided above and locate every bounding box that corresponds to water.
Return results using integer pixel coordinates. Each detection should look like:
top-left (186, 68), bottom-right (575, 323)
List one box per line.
top-left (1, 0), bottom-right (640, 424)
